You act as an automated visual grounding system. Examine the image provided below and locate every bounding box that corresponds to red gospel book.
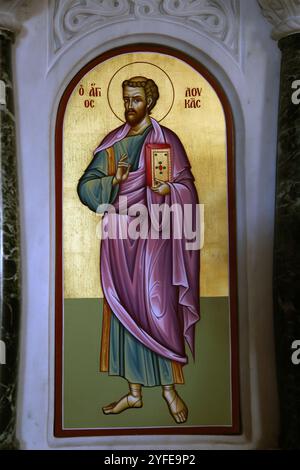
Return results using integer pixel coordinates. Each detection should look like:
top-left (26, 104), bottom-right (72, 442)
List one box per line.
top-left (145, 143), bottom-right (172, 188)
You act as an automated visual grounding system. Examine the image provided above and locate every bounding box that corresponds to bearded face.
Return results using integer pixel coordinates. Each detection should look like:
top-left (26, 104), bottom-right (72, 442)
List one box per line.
top-left (123, 86), bottom-right (149, 126)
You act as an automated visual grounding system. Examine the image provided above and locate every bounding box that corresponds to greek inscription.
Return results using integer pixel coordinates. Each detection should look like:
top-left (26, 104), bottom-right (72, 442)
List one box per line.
top-left (185, 99), bottom-right (201, 109)
top-left (185, 88), bottom-right (202, 108)
top-left (79, 84), bottom-right (85, 96)
top-left (84, 99), bottom-right (95, 108)
top-left (78, 83), bottom-right (101, 108)
top-left (89, 83), bottom-right (102, 97)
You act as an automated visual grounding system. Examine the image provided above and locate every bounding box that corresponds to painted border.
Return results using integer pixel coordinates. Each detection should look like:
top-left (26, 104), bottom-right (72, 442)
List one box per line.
top-left (54, 44), bottom-right (240, 438)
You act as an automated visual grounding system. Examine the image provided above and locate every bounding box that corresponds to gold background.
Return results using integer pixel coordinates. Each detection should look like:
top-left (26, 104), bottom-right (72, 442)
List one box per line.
top-left (63, 52), bottom-right (229, 298)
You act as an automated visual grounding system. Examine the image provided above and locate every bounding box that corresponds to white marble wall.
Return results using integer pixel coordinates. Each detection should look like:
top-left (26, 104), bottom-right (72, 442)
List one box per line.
top-left (13, 0), bottom-right (280, 449)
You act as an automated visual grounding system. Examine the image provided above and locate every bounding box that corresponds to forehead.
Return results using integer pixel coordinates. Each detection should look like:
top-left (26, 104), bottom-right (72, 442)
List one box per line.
top-left (123, 86), bottom-right (146, 98)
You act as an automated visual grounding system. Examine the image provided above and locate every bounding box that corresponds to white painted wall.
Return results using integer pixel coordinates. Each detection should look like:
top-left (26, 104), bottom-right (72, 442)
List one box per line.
top-left (14, 0), bottom-right (280, 449)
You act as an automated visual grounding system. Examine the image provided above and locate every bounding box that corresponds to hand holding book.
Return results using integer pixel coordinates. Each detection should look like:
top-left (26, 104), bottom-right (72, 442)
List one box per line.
top-left (151, 178), bottom-right (171, 195)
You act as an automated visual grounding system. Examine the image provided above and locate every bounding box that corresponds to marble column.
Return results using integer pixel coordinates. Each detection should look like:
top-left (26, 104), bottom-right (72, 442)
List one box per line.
top-left (0, 3), bottom-right (22, 450)
top-left (259, 0), bottom-right (300, 450)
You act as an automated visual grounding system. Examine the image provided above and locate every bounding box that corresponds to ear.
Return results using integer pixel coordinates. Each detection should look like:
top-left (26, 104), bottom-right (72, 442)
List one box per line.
top-left (147, 96), bottom-right (153, 110)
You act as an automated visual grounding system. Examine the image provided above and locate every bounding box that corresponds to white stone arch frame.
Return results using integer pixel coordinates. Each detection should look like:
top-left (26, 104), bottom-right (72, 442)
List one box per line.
top-left (47, 0), bottom-right (243, 74)
top-left (47, 31), bottom-right (250, 448)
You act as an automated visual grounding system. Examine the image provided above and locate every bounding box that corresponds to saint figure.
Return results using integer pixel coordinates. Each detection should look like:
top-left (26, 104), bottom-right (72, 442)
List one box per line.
top-left (77, 76), bottom-right (200, 424)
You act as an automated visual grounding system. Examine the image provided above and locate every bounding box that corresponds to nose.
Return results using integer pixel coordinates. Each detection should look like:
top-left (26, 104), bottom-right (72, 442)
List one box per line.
top-left (127, 98), bottom-right (135, 109)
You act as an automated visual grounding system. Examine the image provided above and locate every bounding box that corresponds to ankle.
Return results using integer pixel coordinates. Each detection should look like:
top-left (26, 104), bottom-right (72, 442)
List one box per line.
top-left (162, 385), bottom-right (175, 396)
top-left (129, 383), bottom-right (142, 398)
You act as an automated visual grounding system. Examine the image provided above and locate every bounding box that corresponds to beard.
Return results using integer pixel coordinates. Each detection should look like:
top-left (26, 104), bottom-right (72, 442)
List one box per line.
top-left (125, 108), bottom-right (147, 127)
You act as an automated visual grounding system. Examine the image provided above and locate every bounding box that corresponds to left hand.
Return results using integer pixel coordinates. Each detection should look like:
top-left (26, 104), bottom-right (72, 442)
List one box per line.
top-left (151, 178), bottom-right (171, 196)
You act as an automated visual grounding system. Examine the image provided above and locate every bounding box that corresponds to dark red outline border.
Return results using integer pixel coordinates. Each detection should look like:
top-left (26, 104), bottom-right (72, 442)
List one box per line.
top-left (54, 44), bottom-right (240, 438)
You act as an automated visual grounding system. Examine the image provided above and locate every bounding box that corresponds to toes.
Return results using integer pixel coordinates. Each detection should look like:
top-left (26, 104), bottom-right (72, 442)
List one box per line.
top-left (103, 402), bottom-right (116, 410)
top-left (102, 402), bottom-right (117, 413)
top-left (181, 411), bottom-right (188, 423)
top-left (174, 412), bottom-right (182, 424)
top-left (174, 410), bottom-right (188, 424)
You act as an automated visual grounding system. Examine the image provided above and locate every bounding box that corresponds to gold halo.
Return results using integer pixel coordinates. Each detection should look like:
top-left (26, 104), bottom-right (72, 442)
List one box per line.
top-left (107, 61), bottom-right (175, 123)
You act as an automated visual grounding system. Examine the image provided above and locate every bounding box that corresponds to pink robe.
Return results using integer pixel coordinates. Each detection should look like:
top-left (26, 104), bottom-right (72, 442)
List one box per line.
top-left (97, 119), bottom-right (200, 365)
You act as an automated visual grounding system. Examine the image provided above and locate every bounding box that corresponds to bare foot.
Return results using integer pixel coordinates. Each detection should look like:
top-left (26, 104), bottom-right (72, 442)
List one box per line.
top-left (162, 386), bottom-right (188, 424)
top-left (102, 394), bottom-right (143, 415)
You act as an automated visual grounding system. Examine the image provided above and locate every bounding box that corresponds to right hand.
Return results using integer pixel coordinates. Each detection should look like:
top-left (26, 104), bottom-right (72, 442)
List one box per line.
top-left (113, 154), bottom-right (131, 185)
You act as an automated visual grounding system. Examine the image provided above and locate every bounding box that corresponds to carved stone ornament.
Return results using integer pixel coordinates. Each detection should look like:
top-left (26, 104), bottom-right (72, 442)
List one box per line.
top-left (258, 0), bottom-right (300, 40)
top-left (49, 0), bottom-right (241, 68)
top-left (0, 0), bottom-right (26, 34)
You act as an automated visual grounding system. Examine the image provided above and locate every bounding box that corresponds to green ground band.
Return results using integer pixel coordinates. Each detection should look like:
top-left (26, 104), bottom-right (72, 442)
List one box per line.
top-left (63, 297), bottom-right (231, 429)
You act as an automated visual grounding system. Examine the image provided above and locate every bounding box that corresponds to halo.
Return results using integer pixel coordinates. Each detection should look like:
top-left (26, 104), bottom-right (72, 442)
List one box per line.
top-left (107, 61), bottom-right (175, 123)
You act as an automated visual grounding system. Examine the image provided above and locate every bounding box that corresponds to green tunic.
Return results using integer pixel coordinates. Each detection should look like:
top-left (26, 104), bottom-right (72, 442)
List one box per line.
top-left (78, 126), bottom-right (151, 212)
top-left (109, 314), bottom-right (174, 386)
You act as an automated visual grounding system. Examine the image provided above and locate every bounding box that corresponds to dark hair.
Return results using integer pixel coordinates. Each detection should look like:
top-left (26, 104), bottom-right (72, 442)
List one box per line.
top-left (122, 77), bottom-right (159, 113)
